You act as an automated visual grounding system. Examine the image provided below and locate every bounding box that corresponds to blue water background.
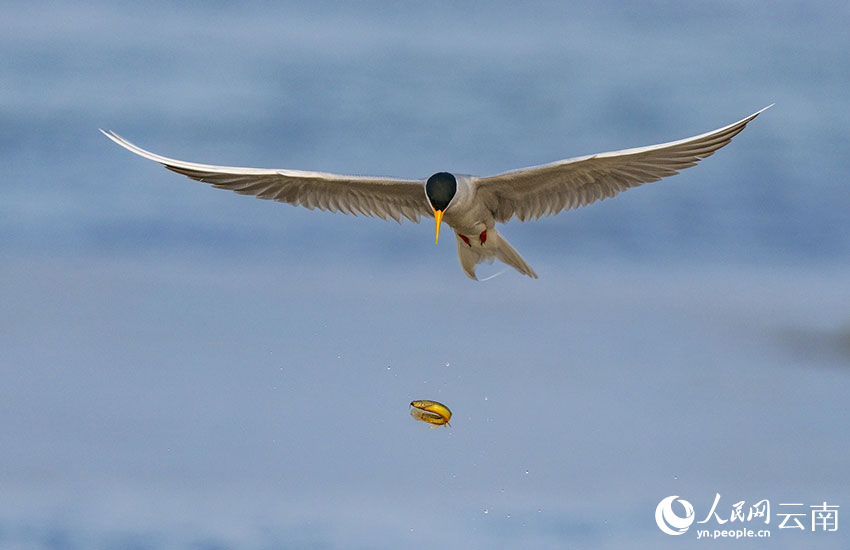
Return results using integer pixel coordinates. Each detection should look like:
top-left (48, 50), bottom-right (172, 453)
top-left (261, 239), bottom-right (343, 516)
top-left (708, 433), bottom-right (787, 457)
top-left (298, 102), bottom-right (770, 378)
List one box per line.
top-left (2, 2), bottom-right (849, 548)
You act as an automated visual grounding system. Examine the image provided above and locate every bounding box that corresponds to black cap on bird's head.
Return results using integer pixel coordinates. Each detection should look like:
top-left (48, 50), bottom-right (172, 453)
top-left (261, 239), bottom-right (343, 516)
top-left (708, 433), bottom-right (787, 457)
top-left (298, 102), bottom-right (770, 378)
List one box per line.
top-left (426, 172), bottom-right (457, 243)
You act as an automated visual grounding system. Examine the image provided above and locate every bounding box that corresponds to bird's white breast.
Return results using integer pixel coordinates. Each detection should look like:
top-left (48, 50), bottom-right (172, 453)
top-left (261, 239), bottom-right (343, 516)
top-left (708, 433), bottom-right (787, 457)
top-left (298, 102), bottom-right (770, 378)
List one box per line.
top-left (442, 175), bottom-right (493, 235)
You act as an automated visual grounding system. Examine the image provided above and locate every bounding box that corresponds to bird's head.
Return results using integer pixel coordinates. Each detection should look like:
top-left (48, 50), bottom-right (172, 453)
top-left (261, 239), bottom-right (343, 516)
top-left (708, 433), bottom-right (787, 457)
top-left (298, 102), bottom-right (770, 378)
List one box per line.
top-left (425, 172), bottom-right (457, 243)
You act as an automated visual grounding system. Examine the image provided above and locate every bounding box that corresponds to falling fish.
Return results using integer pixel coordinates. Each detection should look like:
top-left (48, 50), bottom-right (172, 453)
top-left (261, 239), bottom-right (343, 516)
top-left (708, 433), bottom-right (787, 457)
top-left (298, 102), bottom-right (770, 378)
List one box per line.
top-left (410, 400), bottom-right (452, 428)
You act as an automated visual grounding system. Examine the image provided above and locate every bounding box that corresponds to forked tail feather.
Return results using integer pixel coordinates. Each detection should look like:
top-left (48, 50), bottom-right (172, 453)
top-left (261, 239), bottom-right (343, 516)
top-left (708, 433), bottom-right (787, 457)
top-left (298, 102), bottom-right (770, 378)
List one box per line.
top-left (455, 228), bottom-right (538, 280)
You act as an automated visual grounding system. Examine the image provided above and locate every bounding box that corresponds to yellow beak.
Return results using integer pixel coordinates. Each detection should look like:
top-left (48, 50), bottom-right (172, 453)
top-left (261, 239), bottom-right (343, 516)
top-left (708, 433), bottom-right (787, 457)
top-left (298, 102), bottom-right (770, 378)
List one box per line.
top-left (433, 208), bottom-right (444, 243)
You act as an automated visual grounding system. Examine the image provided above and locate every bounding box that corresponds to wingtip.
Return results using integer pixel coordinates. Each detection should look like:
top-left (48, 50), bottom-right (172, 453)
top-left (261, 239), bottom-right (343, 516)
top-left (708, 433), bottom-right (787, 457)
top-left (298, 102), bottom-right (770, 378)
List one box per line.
top-left (733, 104), bottom-right (773, 126)
top-left (99, 128), bottom-right (121, 142)
top-left (755, 104), bottom-right (774, 116)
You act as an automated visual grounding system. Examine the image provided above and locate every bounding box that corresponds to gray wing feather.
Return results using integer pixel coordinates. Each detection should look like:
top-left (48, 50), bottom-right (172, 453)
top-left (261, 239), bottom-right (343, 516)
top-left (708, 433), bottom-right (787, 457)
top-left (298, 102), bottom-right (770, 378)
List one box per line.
top-left (101, 130), bottom-right (430, 223)
top-left (475, 106), bottom-right (772, 222)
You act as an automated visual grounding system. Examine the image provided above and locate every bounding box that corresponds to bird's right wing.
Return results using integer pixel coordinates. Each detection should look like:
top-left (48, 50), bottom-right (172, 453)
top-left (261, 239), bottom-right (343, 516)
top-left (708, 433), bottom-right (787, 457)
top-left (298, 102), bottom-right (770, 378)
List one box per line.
top-left (101, 130), bottom-right (431, 223)
top-left (474, 106), bottom-right (771, 222)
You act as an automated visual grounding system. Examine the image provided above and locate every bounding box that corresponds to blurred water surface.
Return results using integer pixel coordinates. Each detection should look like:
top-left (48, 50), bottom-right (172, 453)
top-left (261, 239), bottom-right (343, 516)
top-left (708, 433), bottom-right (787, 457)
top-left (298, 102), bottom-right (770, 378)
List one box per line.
top-left (2, 1), bottom-right (849, 548)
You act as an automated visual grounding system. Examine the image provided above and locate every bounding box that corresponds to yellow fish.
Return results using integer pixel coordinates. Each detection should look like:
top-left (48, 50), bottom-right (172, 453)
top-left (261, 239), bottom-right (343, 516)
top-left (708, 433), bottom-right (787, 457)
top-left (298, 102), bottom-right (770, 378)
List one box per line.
top-left (410, 400), bottom-right (452, 429)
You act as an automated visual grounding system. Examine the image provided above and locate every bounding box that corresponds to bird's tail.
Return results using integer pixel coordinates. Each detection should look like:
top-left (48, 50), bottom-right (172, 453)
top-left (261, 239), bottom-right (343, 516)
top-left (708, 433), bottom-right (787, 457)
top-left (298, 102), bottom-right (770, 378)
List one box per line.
top-left (455, 228), bottom-right (538, 280)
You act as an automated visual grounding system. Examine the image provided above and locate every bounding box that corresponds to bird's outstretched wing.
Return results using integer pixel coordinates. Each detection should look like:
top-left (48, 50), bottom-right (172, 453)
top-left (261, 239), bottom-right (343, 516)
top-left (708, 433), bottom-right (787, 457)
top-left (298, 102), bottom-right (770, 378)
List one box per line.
top-left (474, 105), bottom-right (771, 223)
top-left (101, 130), bottom-right (431, 223)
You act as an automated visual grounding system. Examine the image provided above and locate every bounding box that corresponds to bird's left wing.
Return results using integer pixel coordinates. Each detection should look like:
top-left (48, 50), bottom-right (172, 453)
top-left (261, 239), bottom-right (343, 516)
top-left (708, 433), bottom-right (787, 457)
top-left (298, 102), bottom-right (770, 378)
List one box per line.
top-left (101, 130), bottom-right (430, 223)
top-left (474, 106), bottom-right (771, 223)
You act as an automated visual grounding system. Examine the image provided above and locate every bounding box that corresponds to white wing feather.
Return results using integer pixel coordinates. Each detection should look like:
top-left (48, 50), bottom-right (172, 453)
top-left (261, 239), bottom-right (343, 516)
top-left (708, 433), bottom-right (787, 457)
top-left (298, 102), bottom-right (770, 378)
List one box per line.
top-left (474, 106), bottom-right (772, 222)
top-left (101, 130), bottom-right (431, 223)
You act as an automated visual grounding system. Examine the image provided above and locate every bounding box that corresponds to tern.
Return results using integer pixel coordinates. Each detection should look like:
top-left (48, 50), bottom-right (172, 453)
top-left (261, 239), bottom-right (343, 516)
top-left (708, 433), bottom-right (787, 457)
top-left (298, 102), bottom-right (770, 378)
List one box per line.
top-left (102, 105), bottom-right (770, 279)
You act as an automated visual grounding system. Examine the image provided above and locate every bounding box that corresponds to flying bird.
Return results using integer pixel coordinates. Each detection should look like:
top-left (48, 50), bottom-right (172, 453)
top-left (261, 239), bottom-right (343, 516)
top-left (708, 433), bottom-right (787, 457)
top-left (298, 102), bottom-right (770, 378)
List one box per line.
top-left (102, 105), bottom-right (770, 279)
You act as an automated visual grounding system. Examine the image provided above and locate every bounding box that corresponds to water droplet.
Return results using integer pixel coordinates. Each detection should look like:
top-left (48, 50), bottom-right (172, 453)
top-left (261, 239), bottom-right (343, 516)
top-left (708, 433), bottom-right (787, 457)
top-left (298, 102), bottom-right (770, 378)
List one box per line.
top-left (386, 366), bottom-right (391, 370)
top-left (673, 475), bottom-right (679, 480)
top-left (506, 514), bottom-right (511, 519)
top-left (445, 362), bottom-right (450, 367)
top-left (524, 470), bottom-right (529, 475)
top-left (484, 396), bottom-right (488, 401)
top-left (483, 509), bottom-right (489, 514)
